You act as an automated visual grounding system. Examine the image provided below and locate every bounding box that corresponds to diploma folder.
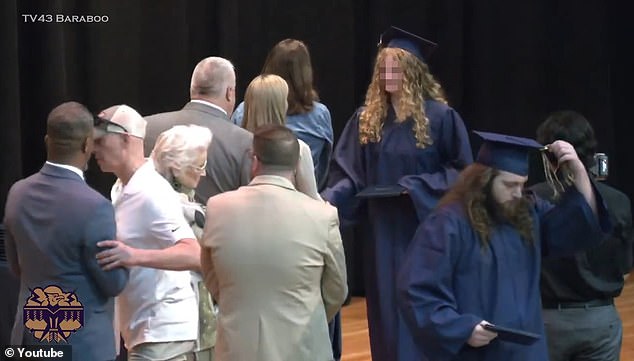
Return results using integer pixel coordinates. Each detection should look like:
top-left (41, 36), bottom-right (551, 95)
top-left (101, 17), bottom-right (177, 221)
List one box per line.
top-left (483, 324), bottom-right (540, 345)
top-left (356, 185), bottom-right (407, 198)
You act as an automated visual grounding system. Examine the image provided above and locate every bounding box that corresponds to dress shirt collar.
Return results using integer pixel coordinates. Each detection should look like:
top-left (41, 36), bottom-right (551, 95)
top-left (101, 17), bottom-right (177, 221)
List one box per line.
top-left (190, 99), bottom-right (228, 116)
top-left (45, 161), bottom-right (84, 180)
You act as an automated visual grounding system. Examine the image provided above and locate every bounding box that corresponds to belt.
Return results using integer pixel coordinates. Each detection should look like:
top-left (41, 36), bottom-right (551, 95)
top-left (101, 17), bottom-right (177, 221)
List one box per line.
top-left (542, 298), bottom-right (614, 309)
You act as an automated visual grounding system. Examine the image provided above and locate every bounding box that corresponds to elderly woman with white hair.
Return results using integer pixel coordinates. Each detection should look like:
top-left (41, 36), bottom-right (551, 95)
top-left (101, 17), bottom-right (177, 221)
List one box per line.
top-left (150, 124), bottom-right (215, 361)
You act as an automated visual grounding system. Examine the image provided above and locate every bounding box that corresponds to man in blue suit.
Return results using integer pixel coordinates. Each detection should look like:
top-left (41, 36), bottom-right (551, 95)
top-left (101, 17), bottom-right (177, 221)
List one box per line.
top-left (3, 101), bottom-right (129, 361)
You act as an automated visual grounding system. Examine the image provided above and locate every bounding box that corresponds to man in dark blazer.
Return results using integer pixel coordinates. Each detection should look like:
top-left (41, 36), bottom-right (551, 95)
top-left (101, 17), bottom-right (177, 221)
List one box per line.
top-left (144, 56), bottom-right (253, 203)
top-left (3, 102), bottom-right (129, 361)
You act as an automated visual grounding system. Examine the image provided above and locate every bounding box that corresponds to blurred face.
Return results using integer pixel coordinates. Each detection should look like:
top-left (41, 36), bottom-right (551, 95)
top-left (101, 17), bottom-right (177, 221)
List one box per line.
top-left (176, 149), bottom-right (207, 189)
top-left (490, 170), bottom-right (528, 206)
top-left (380, 53), bottom-right (403, 94)
top-left (93, 133), bottom-right (127, 173)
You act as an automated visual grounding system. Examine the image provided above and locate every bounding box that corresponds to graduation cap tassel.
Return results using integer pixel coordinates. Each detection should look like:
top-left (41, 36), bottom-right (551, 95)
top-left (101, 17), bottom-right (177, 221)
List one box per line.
top-left (542, 152), bottom-right (563, 200)
top-left (541, 150), bottom-right (574, 200)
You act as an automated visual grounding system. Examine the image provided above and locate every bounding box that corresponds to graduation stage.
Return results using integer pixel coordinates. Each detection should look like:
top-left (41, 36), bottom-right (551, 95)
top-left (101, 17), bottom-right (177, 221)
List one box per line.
top-left (341, 276), bottom-right (634, 361)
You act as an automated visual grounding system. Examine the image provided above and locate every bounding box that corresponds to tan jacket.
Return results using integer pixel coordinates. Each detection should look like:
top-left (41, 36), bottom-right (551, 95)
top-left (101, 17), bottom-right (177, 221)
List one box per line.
top-left (200, 175), bottom-right (347, 361)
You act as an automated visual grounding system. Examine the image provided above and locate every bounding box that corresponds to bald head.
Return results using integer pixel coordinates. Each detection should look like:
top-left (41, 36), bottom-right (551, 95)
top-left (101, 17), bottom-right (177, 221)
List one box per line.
top-left (190, 57), bottom-right (235, 98)
top-left (190, 57), bottom-right (236, 115)
top-left (46, 101), bottom-right (93, 162)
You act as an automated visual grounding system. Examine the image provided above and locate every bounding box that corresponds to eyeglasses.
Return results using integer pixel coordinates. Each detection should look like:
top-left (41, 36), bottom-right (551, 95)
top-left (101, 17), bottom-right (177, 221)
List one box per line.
top-left (94, 115), bottom-right (128, 135)
top-left (189, 159), bottom-right (207, 175)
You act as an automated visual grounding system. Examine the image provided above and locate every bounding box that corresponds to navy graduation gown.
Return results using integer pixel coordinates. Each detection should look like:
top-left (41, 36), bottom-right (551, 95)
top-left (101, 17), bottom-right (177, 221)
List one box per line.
top-left (323, 100), bottom-right (473, 361)
top-left (398, 188), bottom-right (611, 361)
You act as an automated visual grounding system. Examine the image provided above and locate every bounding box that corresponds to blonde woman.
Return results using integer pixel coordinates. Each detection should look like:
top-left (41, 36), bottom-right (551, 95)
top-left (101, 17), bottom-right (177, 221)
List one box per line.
top-left (242, 74), bottom-right (321, 200)
top-left (231, 39), bottom-right (333, 189)
top-left (322, 27), bottom-right (473, 361)
top-left (150, 125), bottom-right (216, 361)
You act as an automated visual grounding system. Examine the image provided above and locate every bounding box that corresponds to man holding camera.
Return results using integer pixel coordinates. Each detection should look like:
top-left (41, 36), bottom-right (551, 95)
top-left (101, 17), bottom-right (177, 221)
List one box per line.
top-left (531, 110), bottom-right (633, 361)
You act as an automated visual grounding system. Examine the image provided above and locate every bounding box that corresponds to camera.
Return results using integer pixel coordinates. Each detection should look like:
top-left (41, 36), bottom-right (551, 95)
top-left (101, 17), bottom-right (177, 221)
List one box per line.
top-left (590, 153), bottom-right (608, 180)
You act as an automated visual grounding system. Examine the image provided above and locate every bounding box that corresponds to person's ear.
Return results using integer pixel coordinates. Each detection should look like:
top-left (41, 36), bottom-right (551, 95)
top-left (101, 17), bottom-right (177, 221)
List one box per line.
top-left (81, 137), bottom-right (88, 153)
top-left (85, 135), bottom-right (96, 153)
top-left (225, 86), bottom-right (233, 102)
top-left (44, 134), bottom-right (49, 148)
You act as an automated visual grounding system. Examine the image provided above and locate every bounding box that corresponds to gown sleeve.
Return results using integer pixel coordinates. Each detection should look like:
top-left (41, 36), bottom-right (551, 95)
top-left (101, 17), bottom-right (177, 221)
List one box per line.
top-left (399, 106), bottom-right (473, 222)
top-left (535, 183), bottom-right (612, 257)
top-left (315, 105), bottom-right (334, 191)
top-left (321, 109), bottom-right (366, 226)
top-left (397, 207), bottom-right (482, 360)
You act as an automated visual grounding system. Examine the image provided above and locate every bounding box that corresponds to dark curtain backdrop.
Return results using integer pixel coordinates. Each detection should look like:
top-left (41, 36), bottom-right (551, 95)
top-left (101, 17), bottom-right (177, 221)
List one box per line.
top-left (1, 1), bottom-right (632, 297)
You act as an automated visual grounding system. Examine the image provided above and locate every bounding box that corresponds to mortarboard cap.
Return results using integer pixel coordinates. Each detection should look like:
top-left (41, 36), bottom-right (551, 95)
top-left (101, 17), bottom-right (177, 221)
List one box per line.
top-left (378, 26), bottom-right (437, 63)
top-left (93, 104), bottom-right (147, 139)
top-left (474, 130), bottom-right (544, 177)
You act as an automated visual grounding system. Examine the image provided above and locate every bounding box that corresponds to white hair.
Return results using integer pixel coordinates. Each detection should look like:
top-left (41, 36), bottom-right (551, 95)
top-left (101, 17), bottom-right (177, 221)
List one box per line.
top-left (190, 57), bottom-right (235, 98)
top-left (150, 125), bottom-right (212, 179)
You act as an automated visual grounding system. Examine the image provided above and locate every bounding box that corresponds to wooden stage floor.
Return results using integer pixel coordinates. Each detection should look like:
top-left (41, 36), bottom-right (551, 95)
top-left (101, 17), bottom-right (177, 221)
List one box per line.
top-left (341, 276), bottom-right (634, 361)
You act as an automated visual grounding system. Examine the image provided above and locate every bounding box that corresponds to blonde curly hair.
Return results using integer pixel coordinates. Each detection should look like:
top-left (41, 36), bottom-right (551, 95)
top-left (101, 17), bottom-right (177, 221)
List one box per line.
top-left (359, 47), bottom-right (447, 148)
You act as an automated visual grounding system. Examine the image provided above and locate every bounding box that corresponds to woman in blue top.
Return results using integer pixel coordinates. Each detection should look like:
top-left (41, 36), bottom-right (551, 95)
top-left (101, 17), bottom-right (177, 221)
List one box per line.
top-left (231, 39), bottom-right (333, 189)
top-left (323, 27), bottom-right (473, 361)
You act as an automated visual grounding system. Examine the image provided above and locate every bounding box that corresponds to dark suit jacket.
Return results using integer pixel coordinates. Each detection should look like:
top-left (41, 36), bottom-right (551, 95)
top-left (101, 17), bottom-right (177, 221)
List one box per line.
top-left (3, 163), bottom-right (129, 361)
top-left (144, 102), bottom-right (253, 203)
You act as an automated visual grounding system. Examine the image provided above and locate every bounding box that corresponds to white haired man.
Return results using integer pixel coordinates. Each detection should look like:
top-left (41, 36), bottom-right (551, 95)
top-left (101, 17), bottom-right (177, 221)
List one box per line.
top-left (144, 56), bottom-right (253, 203)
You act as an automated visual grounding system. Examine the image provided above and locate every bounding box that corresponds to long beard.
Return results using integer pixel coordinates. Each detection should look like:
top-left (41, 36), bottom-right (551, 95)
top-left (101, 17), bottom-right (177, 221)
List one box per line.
top-left (499, 198), bottom-right (526, 221)
top-left (491, 197), bottom-right (534, 243)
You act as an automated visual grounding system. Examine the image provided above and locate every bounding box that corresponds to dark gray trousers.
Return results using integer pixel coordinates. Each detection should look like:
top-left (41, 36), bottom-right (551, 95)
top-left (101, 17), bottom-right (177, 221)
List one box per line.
top-left (542, 305), bottom-right (622, 361)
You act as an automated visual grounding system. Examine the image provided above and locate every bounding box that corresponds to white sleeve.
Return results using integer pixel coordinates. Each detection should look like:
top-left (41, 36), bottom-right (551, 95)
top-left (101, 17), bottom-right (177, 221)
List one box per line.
top-left (294, 140), bottom-right (322, 201)
top-left (148, 191), bottom-right (196, 247)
